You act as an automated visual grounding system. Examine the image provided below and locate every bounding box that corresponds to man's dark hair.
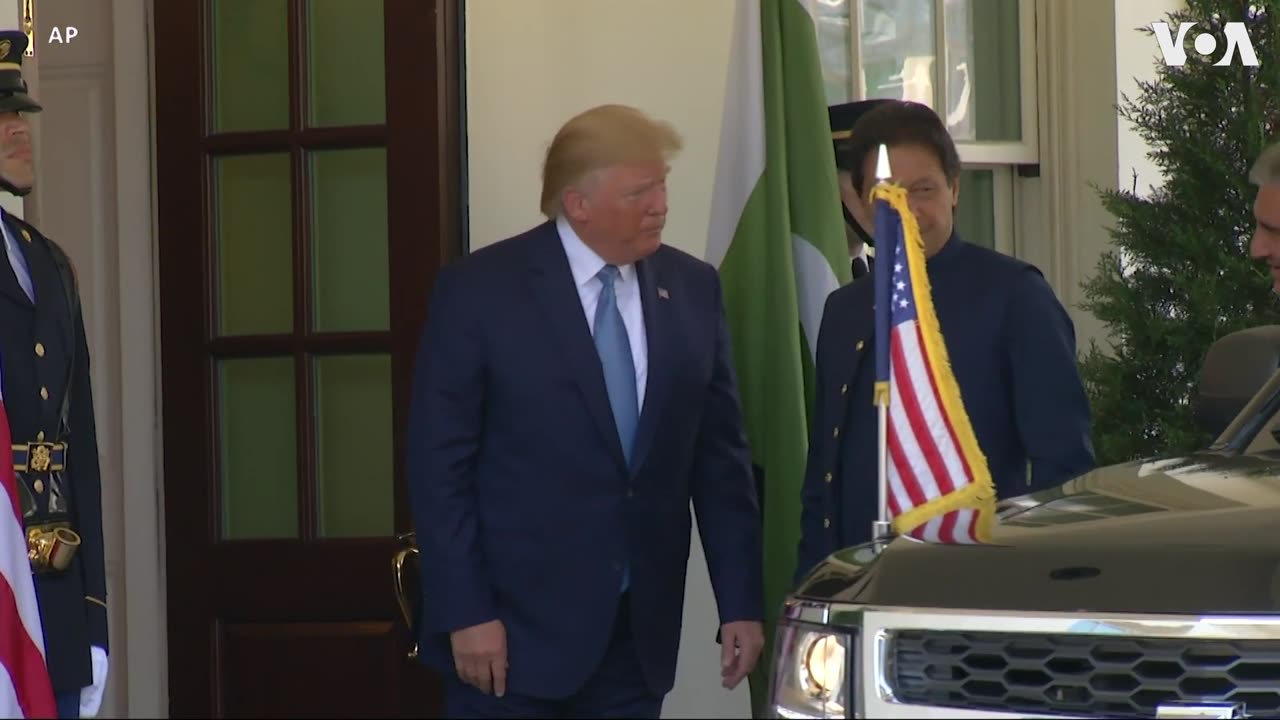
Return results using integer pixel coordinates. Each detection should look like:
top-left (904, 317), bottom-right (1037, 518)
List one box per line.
top-left (837, 100), bottom-right (961, 195)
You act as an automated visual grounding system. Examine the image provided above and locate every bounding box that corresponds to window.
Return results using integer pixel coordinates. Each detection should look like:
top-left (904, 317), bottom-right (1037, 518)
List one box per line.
top-left (813, 0), bottom-right (1036, 253)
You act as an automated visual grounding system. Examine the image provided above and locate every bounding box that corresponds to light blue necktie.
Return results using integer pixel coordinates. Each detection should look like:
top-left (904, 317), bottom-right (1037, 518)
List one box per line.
top-left (594, 265), bottom-right (638, 462)
top-left (594, 265), bottom-right (637, 592)
top-left (3, 222), bottom-right (33, 302)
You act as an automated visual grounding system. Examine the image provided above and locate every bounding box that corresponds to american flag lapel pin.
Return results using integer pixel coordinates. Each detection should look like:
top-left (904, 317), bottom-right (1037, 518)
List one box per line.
top-left (658, 287), bottom-right (670, 300)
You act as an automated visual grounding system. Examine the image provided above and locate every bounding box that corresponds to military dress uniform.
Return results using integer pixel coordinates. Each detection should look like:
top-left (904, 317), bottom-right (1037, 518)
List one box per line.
top-left (793, 233), bottom-right (1097, 584)
top-left (0, 209), bottom-right (107, 693)
top-left (0, 31), bottom-right (108, 711)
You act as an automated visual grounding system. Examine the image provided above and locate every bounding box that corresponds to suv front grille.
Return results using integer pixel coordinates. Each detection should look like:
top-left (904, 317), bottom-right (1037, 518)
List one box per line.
top-left (891, 630), bottom-right (1280, 717)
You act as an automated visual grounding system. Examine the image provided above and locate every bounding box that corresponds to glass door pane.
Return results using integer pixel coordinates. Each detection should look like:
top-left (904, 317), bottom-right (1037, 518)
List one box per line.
top-left (313, 354), bottom-right (393, 538)
top-left (210, 0), bottom-right (291, 132)
top-left (310, 148), bottom-right (390, 332)
top-left (308, 0), bottom-right (387, 127)
top-left (214, 153), bottom-right (295, 336)
top-left (219, 357), bottom-right (299, 539)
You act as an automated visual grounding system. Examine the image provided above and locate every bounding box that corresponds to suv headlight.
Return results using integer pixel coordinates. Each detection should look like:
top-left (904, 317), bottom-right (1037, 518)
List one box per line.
top-left (768, 620), bottom-right (853, 719)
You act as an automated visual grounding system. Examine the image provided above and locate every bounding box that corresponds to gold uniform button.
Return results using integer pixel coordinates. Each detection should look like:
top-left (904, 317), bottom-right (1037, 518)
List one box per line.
top-left (841, 384), bottom-right (848, 395)
top-left (833, 426), bottom-right (840, 438)
top-left (39, 387), bottom-right (48, 400)
top-left (34, 342), bottom-right (44, 357)
top-left (36, 431), bottom-right (43, 441)
top-left (856, 339), bottom-right (865, 351)
top-left (20, 229), bottom-right (30, 243)
top-left (33, 479), bottom-right (43, 493)
top-left (824, 472), bottom-right (832, 483)
top-left (823, 517), bottom-right (831, 528)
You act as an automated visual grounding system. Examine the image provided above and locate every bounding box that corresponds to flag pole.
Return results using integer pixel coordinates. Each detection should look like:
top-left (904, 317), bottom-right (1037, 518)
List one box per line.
top-left (871, 144), bottom-right (895, 546)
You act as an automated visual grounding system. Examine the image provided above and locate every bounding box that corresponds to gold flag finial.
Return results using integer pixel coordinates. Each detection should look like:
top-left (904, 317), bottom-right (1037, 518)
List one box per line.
top-left (875, 144), bottom-right (891, 181)
top-left (22, 0), bottom-right (33, 58)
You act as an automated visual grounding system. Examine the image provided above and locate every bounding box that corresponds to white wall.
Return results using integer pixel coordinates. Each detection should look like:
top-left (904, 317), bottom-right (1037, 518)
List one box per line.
top-left (1114, 0), bottom-right (1182, 197)
top-left (464, 1), bottom-right (748, 717)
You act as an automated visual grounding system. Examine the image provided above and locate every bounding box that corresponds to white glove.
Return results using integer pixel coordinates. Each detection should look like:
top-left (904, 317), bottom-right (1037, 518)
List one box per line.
top-left (78, 646), bottom-right (108, 718)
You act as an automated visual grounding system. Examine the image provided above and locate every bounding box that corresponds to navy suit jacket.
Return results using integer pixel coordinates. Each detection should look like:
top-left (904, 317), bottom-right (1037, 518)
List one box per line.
top-left (795, 235), bottom-right (1096, 583)
top-left (407, 221), bottom-right (764, 699)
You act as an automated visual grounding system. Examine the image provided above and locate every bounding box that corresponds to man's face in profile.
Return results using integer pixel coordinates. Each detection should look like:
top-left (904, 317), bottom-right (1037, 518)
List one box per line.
top-left (564, 159), bottom-right (669, 266)
top-left (0, 111), bottom-right (32, 192)
top-left (1251, 183), bottom-right (1280, 293)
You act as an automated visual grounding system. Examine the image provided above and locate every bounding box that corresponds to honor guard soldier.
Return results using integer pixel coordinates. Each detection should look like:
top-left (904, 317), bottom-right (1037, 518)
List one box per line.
top-left (828, 99), bottom-right (891, 280)
top-left (0, 31), bottom-right (109, 718)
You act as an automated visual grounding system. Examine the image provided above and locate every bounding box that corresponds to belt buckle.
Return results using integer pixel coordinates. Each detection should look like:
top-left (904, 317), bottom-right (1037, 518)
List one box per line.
top-left (28, 442), bottom-right (54, 473)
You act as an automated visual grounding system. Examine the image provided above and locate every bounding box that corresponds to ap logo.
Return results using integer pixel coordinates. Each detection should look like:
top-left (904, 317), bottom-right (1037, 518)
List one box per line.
top-left (1152, 21), bottom-right (1260, 67)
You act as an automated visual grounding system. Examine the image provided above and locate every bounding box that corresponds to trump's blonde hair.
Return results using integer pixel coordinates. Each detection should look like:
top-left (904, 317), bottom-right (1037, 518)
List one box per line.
top-left (540, 104), bottom-right (683, 218)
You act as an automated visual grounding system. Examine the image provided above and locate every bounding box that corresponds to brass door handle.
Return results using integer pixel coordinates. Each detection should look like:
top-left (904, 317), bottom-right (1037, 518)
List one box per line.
top-left (392, 531), bottom-right (420, 660)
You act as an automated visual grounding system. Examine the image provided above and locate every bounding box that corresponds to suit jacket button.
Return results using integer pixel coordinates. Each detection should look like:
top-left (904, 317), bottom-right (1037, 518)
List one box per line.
top-left (841, 384), bottom-right (848, 395)
top-left (823, 517), bottom-right (831, 528)
top-left (833, 426), bottom-right (839, 438)
top-left (824, 472), bottom-right (832, 483)
top-left (855, 340), bottom-right (865, 351)
top-left (40, 387), bottom-right (48, 400)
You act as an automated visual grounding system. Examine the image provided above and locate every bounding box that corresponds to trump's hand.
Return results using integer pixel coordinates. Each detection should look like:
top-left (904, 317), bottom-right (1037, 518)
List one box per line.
top-left (719, 620), bottom-right (765, 689)
top-left (451, 619), bottom-right (508, 696)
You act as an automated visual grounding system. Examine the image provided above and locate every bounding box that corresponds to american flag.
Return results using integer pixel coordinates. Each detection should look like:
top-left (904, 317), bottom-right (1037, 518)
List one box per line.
top-left (871, 181), bottom-right (996, 544)
top-left (0, 392), bottom-right (55, 718)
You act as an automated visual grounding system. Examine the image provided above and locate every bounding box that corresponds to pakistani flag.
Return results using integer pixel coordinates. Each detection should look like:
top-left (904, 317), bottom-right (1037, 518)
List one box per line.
top-left (705, 0), bottom-right (851, 712)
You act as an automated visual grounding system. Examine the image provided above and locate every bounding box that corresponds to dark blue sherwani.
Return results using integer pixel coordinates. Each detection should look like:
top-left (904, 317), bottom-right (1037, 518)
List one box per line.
top-left (794, 233), bottom-right (1095, 583)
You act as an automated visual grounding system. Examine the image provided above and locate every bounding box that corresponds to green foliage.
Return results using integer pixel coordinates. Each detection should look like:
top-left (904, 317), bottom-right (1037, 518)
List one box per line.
top-left (1080, 0), bottom-right (1280, 465)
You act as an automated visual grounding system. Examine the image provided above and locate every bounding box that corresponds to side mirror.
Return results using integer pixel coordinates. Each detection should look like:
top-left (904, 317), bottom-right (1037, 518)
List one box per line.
top-left (392, 531), bottom-right (421, 660)
top-left (1193, 325), bottom-right (1280, 439)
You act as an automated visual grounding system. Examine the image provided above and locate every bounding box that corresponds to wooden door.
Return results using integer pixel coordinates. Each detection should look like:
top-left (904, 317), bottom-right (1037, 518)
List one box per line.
top-left (154, 0), bottom-right (462, 716)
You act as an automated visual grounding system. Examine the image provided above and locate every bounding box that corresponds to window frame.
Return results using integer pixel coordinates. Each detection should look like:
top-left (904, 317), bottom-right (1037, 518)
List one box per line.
top-left (988, 163), bottom-right (1016, 256)
top-left (843, 0), bottom-right (1039, 165)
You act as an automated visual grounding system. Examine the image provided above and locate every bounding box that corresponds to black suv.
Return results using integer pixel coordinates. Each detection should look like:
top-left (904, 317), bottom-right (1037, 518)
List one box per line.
top-left (768, 325), bottom-right (1280, 719)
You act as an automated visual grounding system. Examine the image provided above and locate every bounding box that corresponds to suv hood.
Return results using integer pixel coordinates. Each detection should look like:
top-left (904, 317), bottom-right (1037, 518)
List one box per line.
top-left (794, 450), bottom-right (1280, 614)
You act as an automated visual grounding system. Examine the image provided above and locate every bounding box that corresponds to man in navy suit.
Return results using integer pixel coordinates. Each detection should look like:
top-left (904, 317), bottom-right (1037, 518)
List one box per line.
top-left (795, 101), bottom-right (1095, 582)
top-left (407, 104), bottom-right (765, 718)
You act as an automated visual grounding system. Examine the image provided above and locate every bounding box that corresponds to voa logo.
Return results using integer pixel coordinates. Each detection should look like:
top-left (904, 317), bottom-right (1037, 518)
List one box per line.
top-left (1152, 21), bottom-right (1260, 66)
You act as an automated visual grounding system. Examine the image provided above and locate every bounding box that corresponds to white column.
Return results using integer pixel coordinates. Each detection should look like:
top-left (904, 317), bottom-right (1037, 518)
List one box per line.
top-left (1018, 0), bottom-right (1120, 350)
top-left (112, 0), bottom-right (166, 714)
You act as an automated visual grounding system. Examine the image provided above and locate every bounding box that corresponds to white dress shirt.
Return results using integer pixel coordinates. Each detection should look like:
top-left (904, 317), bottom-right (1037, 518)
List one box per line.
top-left (556, 215), bottom-right (648, 412)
